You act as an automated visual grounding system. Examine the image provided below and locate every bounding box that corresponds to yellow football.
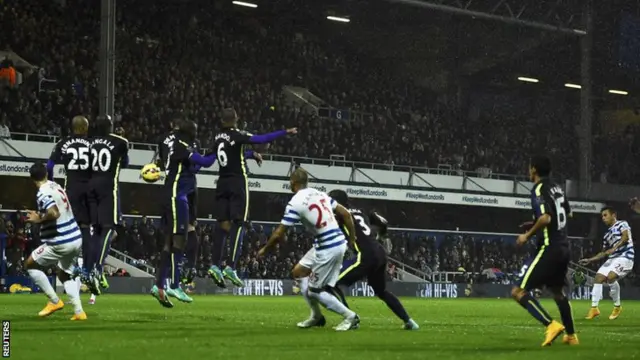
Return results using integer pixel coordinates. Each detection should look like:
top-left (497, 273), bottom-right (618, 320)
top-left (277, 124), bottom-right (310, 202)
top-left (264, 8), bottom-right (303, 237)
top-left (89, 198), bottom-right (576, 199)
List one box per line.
top-left (141, 163), bottom-right (161, 183)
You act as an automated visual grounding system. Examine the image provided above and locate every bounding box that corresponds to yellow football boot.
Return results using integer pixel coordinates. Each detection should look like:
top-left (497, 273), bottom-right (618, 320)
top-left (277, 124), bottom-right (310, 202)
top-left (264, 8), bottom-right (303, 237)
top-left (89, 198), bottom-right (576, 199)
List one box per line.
top-left (585, 307), bottom-right (600, 320)
top-left (71, 312), bottom-right (88, 321)
top-left (38, 300), bottom-right (64, 317)
top-left (609, 306), bottom-right (622, 320)
top-left (541, 320), bottom-right (565, 347)
top-left (562, 334), bottom-right (579, 345)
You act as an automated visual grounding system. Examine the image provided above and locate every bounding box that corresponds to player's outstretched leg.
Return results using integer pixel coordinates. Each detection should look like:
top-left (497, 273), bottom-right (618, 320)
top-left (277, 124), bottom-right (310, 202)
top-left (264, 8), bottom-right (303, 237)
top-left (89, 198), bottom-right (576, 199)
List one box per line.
top-left (222, 220), bottom-right (245, 287)
top-left (308, 286), bottom-right (359, 331)
top-left (550, 287), bottom-right (578, 345)
top-left (512, 286), bottom-right (564, 346)
top-left (586, 274), bottom-right (606, 319)
top-left (296, 277), bottom-right (326, 329)
top-left (60, 269), bottom-right (87, 321)
top-left (378, 290), bottom-right (419, 330)
top-left (208, 223), bottom-right (229, 288)
top-left (608, 272), bottom-right (622, 320)
top-left (25, 254), bottom-right (64, 317)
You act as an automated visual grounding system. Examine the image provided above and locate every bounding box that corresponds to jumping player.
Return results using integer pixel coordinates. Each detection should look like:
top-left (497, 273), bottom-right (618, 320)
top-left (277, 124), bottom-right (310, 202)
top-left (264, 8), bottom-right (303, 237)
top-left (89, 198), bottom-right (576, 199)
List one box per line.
top-left (24, 162), bottom-right (86, 320)
top-left (88, 117), bottom-right (129, 293)
top-left (208, 108), bottom-right (296, 288)
top-left (327, 189), bottom-right (419, 330)
top-left (47, 116), bottom-right (99, 295)
top-left (580, 206), bottom-right (634, 320)
top-left (151, 120), bottom-right (217, 307)
top-left (258, 168), bottom-right (360, 331)
top-left (512, 155), bottom-right (577, 346)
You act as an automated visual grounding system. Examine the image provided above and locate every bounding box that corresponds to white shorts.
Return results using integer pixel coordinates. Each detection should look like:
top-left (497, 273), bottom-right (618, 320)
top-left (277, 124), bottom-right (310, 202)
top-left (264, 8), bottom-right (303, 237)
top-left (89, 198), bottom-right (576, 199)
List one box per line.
top-left (597, 257), bottom-right (634, 279)
top-left (298, 243), bottom-right (347, 289)
top-left (31, 239), bottom-right (82, 275)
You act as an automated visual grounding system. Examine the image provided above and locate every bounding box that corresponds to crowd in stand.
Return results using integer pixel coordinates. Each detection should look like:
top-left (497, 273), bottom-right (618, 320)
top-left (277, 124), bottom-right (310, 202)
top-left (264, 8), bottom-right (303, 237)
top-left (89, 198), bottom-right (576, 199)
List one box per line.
top-left (1, 0), bottom-right (639, 184)
top-left (3, 211), bottom-right (638, 286)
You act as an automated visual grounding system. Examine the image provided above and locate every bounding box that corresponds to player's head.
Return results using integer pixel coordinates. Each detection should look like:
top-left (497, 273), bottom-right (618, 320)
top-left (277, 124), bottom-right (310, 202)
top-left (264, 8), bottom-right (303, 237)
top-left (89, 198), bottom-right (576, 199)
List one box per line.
top-left (600, 206), bottom-right (617, 226)
top-left (221, 108), bottom-right (238, 127)
top-left (29, 161), bottom-right (48, 186)
top-left (71, 115), bottom-right (89, 136)
top-left (95, 115), bottom-right (113, 136)
top-left (528, 155), bottom-right (551, 182)
top-left (328, 189), bottom-right (349, 208)
top-left (289, 167), bottom-right (308, 193)
top-left (176, 120), bottom-right (197, 142)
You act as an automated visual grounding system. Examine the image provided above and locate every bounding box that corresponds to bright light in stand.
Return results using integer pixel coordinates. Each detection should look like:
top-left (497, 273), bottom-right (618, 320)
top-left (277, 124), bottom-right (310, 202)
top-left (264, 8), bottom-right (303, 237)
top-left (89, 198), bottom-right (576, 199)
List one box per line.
top-left (327, 16), bottom-right (350, 23)
top-left (517, 77), bottom-right (539, 83)
top-left (232, 1), bottom-right (257, 8)
top-left (564, 83), bottom-right (581, 89)
top-left (609, 89), bottom-right (628, 95)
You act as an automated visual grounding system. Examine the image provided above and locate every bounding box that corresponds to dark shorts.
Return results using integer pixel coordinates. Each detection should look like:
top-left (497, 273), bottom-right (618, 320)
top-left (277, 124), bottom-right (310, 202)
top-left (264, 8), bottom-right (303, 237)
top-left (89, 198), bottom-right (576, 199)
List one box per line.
top-left (337, 243), bottom-right (387, 293)
top-left (215, 176), bottom-right (249, 222)
top-left (517, 245), bottom-right (570, 291)
top-left (162, 196), bottom-right (189, 235)
top-left (88, 179), bottom-right (121, 227)
top-left (65, 181), bottom-right (91, 225)
top-left (187, 191), bottom-right (197, 226)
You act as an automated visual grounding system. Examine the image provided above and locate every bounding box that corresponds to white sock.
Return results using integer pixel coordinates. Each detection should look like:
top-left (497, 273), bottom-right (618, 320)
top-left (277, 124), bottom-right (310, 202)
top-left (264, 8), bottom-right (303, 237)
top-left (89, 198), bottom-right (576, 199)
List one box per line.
top-left (63, 279), bottom-right (84, 314)
top-left (27, 269), bottom-right (60, 304)
top-left (299, 277), bottom-right (322, 319)
top-left (591, 283), bottom-right (603, 307)
top-left (90, 294), bottom-right (96, 301)
top-left (309, 290), bottom-right (356, 319)
top-left (609, 281), bottom-right (621, 307)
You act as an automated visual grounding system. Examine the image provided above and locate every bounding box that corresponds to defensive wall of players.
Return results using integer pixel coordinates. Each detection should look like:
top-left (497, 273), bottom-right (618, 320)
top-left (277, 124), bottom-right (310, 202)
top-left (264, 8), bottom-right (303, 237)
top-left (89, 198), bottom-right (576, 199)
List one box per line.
top-left (0, 139), bottom-right (607, 213)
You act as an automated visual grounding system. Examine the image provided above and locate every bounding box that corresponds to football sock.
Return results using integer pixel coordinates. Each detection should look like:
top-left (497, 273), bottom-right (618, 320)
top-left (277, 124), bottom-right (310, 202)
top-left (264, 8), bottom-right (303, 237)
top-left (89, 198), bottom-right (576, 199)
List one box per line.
top-left (610, 281), bottom-right (621, 307)
top-left (212, 226), bottom-right (228, 266)
top-left (299, 277), bottom-right (322, 319)
top-left (184, 230), bottom-right (199, 270)
top-left (226, 222), bottom-right (244, 268)
top-left (517, 293), bottom-right (552, 326)
top-left (170, 247), bottom-right (184, 289)
top-left (28, 269), bottom-right (59, 304)
top-left (591, 283), bottom-right (603, 307)
top-left (379, 290), bottom-right (411, 323)
top-left (80, 226), bottom-right (93, 271)
top-left (332, 286), bottom-right (350, 308)
top-left (310, 290), bottom-right (356, 319)
top-left (155, 250), bottom-right (171, 288)
top-left (554, 296), bottom-right (575, 335)
top-left (63, 279), bottom-right (84, 314)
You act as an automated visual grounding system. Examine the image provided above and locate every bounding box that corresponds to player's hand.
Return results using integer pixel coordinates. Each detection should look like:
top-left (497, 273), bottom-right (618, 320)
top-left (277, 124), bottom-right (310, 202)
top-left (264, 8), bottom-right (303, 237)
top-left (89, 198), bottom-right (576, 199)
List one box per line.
top-left (516, 234), bottom-right (528, 246)
top-left (286, 127), bottom-right (298, 135)
top-left (25, 210), bottom-right (41, 224)
top-left (253, 152), bottom-right (263, 166)
top-left (578, 258), bottom-right (591, 265)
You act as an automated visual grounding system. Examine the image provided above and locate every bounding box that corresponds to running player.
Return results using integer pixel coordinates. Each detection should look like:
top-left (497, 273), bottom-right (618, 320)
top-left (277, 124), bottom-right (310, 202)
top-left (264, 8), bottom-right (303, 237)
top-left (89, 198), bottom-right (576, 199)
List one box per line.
top-left (579, 206), bottom-right (634, 320)
top-left (47, 116), bottom-right (99, 294)
top-left (512, 155), bottom-right (577, 346)
top-left (327, 189), bottom-right (419, 330)
top-left (23, 162), bottom-right (86, 320)
top-left (88, 117), bottom-right (129, 293)
top-left (258, 168), bottom-right (360, 331)
top-left (151, 120), bottom-right (218, 307)
top-left (209, 108), bottom-right (296, 287)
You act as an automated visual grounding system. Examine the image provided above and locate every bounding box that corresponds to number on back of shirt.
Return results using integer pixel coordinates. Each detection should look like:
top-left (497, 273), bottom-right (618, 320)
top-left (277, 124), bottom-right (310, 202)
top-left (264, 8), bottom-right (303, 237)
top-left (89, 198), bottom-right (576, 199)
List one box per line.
top-left (554, 195), bottom-right (567, 231)
top-left (353, 214), bottom-right (371, 236)
top-left (92, 148), bottom-right (112, 172)
top-left (217, 142), bottom-right (228, 167)
top-left (67, 147), bottom-right (89, 170)
top-left (308, 199), bottom-right (332, 229)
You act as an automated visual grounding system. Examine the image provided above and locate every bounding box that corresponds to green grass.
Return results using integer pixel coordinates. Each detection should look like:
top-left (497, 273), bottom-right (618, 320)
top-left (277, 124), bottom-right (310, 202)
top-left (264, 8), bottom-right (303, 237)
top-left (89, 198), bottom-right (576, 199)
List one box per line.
top-left (2, 294), bottom-right (640, 360)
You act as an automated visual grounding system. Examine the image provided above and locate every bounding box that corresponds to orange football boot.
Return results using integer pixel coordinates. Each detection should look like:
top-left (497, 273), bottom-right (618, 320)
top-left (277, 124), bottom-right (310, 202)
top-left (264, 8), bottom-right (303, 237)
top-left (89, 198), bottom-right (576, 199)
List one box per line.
top-left (541, 320), bottom-right (565, 347)
top-left (609, 306), bottom-right (622, 320)
top-left (70, 312), bottom-right (88, 321)
top-left (562, 334), bottom-right (579, 345)
top-left (38, 300), bottom-right (64, 317)
top-left (585, 307), bottom-right (600, 320)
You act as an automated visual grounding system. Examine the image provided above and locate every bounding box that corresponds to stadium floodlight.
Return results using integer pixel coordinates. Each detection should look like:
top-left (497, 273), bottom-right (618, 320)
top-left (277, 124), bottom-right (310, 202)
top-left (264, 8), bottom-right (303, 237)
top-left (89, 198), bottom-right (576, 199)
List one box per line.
top-left (564, 83), bottom-right (581, 89)
top-left (609, 89), bottom-right (628, 95)
top-left (517, 77), bottom-right (539, 83)
top-left (327, 16), bottom-right (350, 23)
top-left (232, 1), bottom-right (257, 8)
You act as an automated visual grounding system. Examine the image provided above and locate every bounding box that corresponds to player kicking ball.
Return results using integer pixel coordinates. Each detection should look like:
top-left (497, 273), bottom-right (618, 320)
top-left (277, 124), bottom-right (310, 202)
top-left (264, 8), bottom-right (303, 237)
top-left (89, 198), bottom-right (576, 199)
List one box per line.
top-left (579, 206), bottom-right (634, 320)
top-left (258, 168), bottom-right (360, 331)
top-left (24, 162), bottom-right (87, 320)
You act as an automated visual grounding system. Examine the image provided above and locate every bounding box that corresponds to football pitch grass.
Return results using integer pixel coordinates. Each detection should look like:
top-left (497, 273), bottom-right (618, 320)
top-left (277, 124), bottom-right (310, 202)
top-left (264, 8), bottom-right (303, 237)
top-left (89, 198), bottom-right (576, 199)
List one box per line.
top-left (2, 295), bottom-right (640, 360)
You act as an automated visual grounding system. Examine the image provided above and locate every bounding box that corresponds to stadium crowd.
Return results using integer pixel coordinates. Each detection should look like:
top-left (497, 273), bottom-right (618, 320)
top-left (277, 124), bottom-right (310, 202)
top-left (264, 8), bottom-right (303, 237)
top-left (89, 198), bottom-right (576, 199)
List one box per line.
top-left (1, 0), bottom-right (639, 184)
top-left (2, 211), bottom-right (639, 286)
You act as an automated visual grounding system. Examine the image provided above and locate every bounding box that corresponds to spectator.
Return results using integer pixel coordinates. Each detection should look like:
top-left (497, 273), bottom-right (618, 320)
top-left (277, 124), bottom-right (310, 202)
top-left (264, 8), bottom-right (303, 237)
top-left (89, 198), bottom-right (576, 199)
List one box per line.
top-left (0, 118), bottom-right (10, 139)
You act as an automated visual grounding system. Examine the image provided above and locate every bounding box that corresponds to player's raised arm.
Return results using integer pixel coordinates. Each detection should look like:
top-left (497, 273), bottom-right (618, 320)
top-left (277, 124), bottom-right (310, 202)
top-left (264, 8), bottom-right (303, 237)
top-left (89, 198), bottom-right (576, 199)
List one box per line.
top-left (46, 141), bottom-right (63, 180)
top-left (259, 203), bottom-right (300, 256)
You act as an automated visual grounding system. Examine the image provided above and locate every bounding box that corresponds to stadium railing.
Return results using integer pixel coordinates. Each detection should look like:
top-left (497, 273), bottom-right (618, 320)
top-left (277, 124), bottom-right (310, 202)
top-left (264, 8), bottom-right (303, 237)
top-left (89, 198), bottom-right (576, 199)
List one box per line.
top-left (110, 247), bottom-right (155, 275)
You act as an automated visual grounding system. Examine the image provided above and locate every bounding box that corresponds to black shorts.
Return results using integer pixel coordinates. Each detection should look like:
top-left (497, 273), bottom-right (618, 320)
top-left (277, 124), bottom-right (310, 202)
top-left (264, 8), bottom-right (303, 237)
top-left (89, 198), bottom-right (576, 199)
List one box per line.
top-left (215, 176), bottom-right (249, 222)
top-left (65, 181), bottom-right (91, 225)
top-left (187, 191), bottom-right (197, 226)
top-left (162, 197), bottom-right (189, 235)
top-left (88, 179), bottom-right (122, 227)
top-left (337, 243), bottom-right (387, 293)
top-left (517, 245), bottom-right (570, 291)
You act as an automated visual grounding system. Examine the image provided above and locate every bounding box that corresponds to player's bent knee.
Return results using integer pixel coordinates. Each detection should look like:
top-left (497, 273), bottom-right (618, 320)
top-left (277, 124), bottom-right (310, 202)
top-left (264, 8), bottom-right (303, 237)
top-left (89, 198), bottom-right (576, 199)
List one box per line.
top-left (292, 264), bottom-right (311, 278)
top-left (511, 286), bottom-right (526, 300)
top-left (594, 274), bottom-right (607, 284)
top-left (308, 287), bottom-right (323, 294)
top-left (24, 256), bottom-right (38, 270)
